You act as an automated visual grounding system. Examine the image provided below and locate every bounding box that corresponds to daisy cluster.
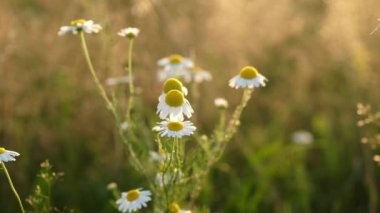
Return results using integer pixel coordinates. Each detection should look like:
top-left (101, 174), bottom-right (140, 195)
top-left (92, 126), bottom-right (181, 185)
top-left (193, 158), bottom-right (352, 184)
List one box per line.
top-left (155, 78), bottom-right (196, 138)
top-left (57, 19), bottom-right (268, 213)
top-left (158, 54), bottom-right (212, 83)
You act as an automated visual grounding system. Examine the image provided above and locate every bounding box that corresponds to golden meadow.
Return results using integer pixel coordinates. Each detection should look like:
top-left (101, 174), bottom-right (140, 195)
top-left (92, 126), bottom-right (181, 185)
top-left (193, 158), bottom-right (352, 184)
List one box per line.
top-left (1, 0), bottom-right (380, 212)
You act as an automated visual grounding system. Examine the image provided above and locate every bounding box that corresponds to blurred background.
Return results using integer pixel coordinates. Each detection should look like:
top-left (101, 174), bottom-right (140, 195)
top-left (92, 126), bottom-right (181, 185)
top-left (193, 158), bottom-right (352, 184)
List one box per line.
top-left (1, 0), bottom-right (380, 212)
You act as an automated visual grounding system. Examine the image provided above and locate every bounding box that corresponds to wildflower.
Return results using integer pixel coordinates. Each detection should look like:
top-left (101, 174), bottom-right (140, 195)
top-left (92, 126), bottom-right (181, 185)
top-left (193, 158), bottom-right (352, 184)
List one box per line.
top-left (107, 182), bottom-right (118, 190)
top-left (161, 78), bottom-right (188, 95)
top-left (105, 76), bottom-right (131, 86)
top-left (157, 78), bottom-right (190, 119)
top-left (157, 89), bottom-right (193, 120)
top-left (149, 151), bottom-right (170, 163)
top-left (0, 147), bottom-right (20, 163)
top-left (58, 19), bottom-right (102, 36)
top-left (154, 118), bottom-right (196, 138)
top-left (118, 27), bottom-right (140, 39)
top-left (120, 121), bottom-right (129, 130)
top-left (116, 188), bottom-right (151, 213)
top-left (214, 98), bottom-right (228, 109)
top-left (292, 130), bottom-right (314, 145)
top-left (155, 169), bottom-right (183, 186)
top-left (168, 202), bottom-right (191, 213)
top-left (229, 66), bottom-right (267, 89)
top-left (374, 155), bottom-right (380, 162)
top-left (183, 66), bottom-right (212, 83)
top-left (157, 54), bottom-right (193, 81)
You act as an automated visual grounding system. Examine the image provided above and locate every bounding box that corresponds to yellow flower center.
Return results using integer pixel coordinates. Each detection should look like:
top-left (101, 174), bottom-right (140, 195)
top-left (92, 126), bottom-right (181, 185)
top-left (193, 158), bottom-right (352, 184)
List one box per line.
top-left (70, 19), bottom-right (86, 26)
top-left (169, 202), bottom-right (181, 213)
top-left (167, 121), bottom-right (184, 131)
top-left (239, 66), bottom-right (258, 79)
top-left (163, 78), bottom-right (183, 94)
top-left (126, 189), bottom-right (140, 202)
top-left (165, 90), bottom-right (184, 107)
top-left (0, 147), bottom-right (5, 154)
top-left (169, 54), bottom-right (184, 64)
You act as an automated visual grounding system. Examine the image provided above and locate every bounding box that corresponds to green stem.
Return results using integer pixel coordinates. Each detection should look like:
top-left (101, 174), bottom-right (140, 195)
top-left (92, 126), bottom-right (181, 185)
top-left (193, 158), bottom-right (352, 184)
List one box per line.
top-left (224, 88), bottom-right (252, 142)
top-left (78, 32), bottom-right (146, 177)
top-left (126, 38), bottom-right (135, 123)
top-left (79, 32), bottom-right (114, 111)
top-left (1, 162), bottom-right (25, 213)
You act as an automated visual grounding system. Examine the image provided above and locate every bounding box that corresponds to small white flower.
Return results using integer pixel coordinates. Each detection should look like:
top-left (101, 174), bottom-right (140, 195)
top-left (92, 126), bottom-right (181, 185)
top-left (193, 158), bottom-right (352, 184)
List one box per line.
top-left (292, 130), bottom-right (314, 145)
top-left (157, 54), bottom-right (193, 81)
top-left (116, 188), bottom-right (151, 213)
top-left (157, 89), bottom-right (193, 120)
top-left (183, 66), bottom-right (212, 83)
top-left (229, 66), bottom-right (267, 89)
top-left (214, 98), bottom-right (228, 109)
top-left (0, 147), bottom-right (20, 163)
top-left (168, 202), bottom-right (191, 213)
top-left (149, 151), bottom-right (170, 163)
top-left (120, 121), bottom-right (129, 130)
top-left (154, 118), bottom-right (196, 138)
top-left (107, 182), bottom-right (118, 190)
top-left (58, 19), bottom-right (102, 36)
top-left (105, 76), bottom-right (131, 86)
top-left (155, 169), bottom-right (183, 186)
top-left (118, 27), bottom-right (140, 39)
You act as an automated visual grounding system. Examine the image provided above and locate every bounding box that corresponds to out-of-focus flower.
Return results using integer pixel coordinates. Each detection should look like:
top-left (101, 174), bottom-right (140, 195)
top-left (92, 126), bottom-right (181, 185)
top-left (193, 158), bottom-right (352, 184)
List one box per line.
top-left (155, 169), bottom-right (183, 186)
top-left (105, 76), bottom-right (131, 86)
top-left (214, 98), bottom-right (228, 109)
top-left (107, 182), bottom-right (118, 190)
top-left (58, 19), bottom-right (102, 36)
top-left (229, 66), bottom-right (267, 89)
top-left (120, 121), bottom-right (129, 130)
top-left (0, 147), bottom-right (20, 163)
top-left (118, 27), bottom-right (140, 39)
top-left (292, 130), bottom-right (314, 145)
top-left (157, 54), bottom-right (193, 81)
top-left (183, 66), bottom-right (212, 83)
top-left (116, 188), bottom-right (151, 213)
top-left (168, 202), bottom-right (191, 213)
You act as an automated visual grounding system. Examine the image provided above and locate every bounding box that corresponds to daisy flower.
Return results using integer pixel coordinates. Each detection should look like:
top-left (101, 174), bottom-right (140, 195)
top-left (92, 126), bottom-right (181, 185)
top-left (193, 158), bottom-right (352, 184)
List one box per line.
top-left (118, 27), bottom-right (140, 39)
top-left (116, 188), bottom-right (151, 213)
top-left (157, 89), bottom-right (193, 120)
top-left (0, 147), bottom-right (20, 163)
top-left (229, 66), bottom-right (267, 89)
top-left (214, 98), bottom-right (228, 109)
top-left (157, 54), bottom-right (193, 81)
top-left (154, 118), bottom-right (196, 138)
top-left (168, 202), bottom-right (192, 213)
top-left (183, 66), bottom-right (212, 83)
top-left (58, 19), bottom-right (102, 36)
top-left (157, 78), bottom-right (188, 110)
